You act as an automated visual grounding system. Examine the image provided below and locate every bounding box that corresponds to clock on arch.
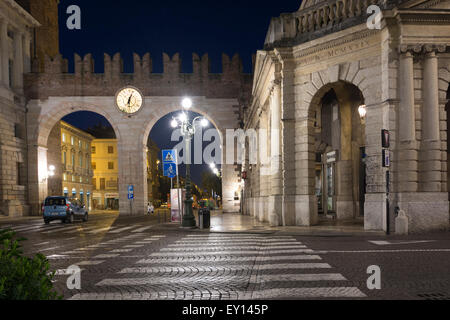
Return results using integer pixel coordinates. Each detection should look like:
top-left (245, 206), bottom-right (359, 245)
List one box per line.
top-left (115, 86), bottom-right (144, 115)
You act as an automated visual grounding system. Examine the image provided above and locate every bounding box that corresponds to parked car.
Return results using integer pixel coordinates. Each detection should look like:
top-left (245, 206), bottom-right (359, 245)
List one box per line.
top-left (42, 197), bottom-right (88, 224)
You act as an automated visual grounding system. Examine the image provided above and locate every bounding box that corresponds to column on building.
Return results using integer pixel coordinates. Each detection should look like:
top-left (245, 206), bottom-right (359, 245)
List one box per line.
top-left (397, 49), bottom-right (418, 193)
top-left (420, 48), bottom-right (441, 192)
top-left (27, 145), bottom-right (49, 216)
top-left (268, 81), bottom-right (283, 226)
top-left (12, 29), bottom-right (24, 91)
top-left (23, 32), bottom-right (31, 73)
top-left (0, 19), bottom-right (9, 87)
top-left (258, 110), bottom-right (270, 222)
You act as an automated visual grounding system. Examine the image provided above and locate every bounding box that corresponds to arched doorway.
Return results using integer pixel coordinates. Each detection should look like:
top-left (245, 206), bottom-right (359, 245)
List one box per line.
top-left (311, 81), bottom-right (366, 221)
top-left (46, 111), bottom-right (119, 213)
top-left (28, 105), bottom-right (121, 216)
top-left (144, 109), bottom-right (225, 217)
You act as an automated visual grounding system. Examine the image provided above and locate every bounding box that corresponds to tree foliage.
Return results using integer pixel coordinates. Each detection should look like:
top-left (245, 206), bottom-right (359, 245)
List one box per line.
top-left (201, 171), bottom-right (222, 198)
top-left (0, 229), bottom-right (62, 300)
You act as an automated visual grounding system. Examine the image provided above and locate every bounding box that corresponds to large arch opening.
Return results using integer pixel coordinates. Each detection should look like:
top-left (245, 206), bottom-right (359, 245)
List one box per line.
top-left (146, 109), bottom-right (224, 218)
top-left (310, 81), bottom-right (366, 221)
top-left (28, 106), bottom-right (121, 216)
top-left (46, 111), bottom-right (119, 213)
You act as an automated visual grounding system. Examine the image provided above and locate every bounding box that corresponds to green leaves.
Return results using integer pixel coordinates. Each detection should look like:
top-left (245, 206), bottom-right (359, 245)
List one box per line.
top-left (0, 229), bottom-right (62, 300)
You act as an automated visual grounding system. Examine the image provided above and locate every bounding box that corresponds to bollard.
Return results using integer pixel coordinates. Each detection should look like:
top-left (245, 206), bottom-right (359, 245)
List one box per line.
top-left (395, 210), bottom-right (409, 235)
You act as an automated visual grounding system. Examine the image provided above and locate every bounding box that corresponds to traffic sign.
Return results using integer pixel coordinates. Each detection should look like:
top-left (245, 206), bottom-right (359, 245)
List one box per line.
top-left (164, 163), bottom-right (177, 179)
top-left (162, 149), bottom-right (177, 164)
top-left (128, 185), bottom-right (134, 200)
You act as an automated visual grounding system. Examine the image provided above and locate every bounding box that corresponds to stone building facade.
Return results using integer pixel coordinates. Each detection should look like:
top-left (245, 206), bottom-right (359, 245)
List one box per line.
top-left (243, 0), bottom-right (450, 233)
top-left (15, 0), bottom-right (59, 72)
top-left (23, 47), bottom-right (252, 216)
top-left (0, 0), bottom-right (39, 217)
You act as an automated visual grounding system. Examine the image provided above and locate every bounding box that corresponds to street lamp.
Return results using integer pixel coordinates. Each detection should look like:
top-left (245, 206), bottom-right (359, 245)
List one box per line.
top-left (48, 165), bottom-right (56, 177)
top-left (171, 98), bottom-right (209, 228)
top-left (358, 104), bottom-right (367, 119)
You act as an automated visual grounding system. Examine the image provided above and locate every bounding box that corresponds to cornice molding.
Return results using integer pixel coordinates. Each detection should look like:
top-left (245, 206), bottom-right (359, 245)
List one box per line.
top-left (292, 27), bottom-right (378, 60)
top-left (399, 43), bottom-right (448, 53)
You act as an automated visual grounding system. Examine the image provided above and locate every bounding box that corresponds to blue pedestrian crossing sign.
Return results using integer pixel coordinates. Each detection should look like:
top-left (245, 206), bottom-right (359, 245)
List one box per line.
top-left (162, 149), bottom-right (178, 179)
top-left (162, 149), bottom-right (177, 164)
top-left (128, 185), bottom-right (134, 200)
top-left (164, 163), bottom-right (177, 179)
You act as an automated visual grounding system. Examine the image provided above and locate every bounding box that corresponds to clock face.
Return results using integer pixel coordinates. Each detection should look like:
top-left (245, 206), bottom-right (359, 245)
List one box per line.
top-left (115, 87), bottom-right (143, 114)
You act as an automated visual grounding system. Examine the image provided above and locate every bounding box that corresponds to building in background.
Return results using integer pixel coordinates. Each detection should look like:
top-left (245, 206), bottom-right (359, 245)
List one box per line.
top-left (47, 121), bottom-right (94, 208)
top-left (91, 139), bottom-right (119, 210)
top-left (91, 138), bottom-right (162, 210)
top-left (15, 0), bottom-right (59, 72)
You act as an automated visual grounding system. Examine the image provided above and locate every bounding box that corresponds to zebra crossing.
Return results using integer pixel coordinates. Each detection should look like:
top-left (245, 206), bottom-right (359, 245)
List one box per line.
top-left (70, 234), bottom-right (367, 300)
top-left (1, 222), bottom-right (155, 236)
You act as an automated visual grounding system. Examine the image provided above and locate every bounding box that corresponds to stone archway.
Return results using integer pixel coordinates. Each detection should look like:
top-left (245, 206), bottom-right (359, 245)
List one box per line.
top-left (308, 81), bottom-right (366, 221)
top-left (138, 97), bottom-right (241, 214)
top-left (26, 95), bottom-right (243, 216)
top-left (26, 99), bottom-right (122, 216)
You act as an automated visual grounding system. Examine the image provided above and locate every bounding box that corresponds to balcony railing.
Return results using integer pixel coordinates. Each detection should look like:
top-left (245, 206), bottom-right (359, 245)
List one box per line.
top-left (264, 0), bottom-right (386, 47)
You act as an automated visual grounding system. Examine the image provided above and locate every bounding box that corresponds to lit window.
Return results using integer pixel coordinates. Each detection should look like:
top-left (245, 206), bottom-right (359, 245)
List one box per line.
top-left (71, 137), bottom-right (74, 145)
top-left (62, 133), bottom-right (66, 143)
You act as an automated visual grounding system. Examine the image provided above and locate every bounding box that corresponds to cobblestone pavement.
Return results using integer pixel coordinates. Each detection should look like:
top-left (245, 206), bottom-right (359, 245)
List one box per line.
top-left (1, 213), bottom-right (449, 300)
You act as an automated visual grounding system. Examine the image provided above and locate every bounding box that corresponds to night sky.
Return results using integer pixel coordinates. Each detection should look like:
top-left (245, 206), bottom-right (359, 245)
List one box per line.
top-left (60, 0), bottom-right (301, 186)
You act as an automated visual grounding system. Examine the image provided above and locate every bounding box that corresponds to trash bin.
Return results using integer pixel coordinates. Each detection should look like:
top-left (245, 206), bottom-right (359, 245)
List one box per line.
top-left (198, 208), bottom-right (211, 229)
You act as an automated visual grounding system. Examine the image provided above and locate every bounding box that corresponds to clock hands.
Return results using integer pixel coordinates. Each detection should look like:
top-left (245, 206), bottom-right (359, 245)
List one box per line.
top-left (127, 93), bottom-right (133, 108)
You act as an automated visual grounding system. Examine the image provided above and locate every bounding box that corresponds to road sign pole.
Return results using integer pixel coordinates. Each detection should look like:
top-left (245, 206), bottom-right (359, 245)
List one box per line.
top-left (176, 162), bottom-right (182, 226)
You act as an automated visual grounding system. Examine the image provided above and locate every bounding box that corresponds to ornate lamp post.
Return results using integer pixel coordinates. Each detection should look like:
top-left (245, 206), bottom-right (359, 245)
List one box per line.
top-left (171, 98), bottom-right (208, 228)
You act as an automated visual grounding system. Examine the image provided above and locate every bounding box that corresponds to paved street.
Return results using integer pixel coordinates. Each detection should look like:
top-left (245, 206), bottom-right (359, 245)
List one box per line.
top-left (1, 212), bottom-right (449, 300)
